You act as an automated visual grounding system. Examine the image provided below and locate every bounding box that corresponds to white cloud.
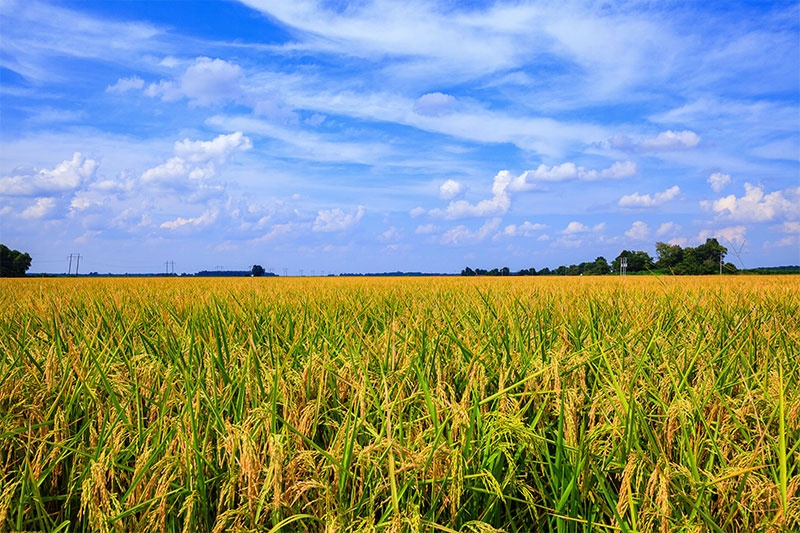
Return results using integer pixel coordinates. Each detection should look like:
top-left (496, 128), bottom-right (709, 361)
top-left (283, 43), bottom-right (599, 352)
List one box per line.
top-left (768, 221), bottom-right (800, 247)
top-left (255, 222), bottom-right (298, 242)
top-left (656, 222), bottom-right (679, 236)
top-left (414, 92), bottom-right (456, 116)
top-left (561, 221), bottom-right (605, 235)
top-left (415, 223), bottom-right (438, 234)
top-left (605, 130), bottom-right (701, 152)
top-left (146, 57), bottom-right (243, 106)
top-left (439, 179), bottom-right (464, 200)
top-left (378, 226), bottom-right (402, 241)
top-left (618, 185), bottom-right (680, 208)
top-left (624, 221), bottom-right (649, 240)
top-left (160, 209), bottom-right (218, 230)
top-left (0, 153), bottom-right (98, 196)
top-left (509, 161), bottom-right (636, 190)
top-left (498, 221), bottom-right (548, 238)
top-left (697, 225), bottom-right (747, 245)
top-left (441, 217), bottom-right (501, 245)
top-left (106, 76), bottom-right (144, 93)
top-left (409, 206), bottom-right (426, 217)
top-left (140, 156), bottom-right (191, 185)
top-left (174, 131), bottom-right (252, 163)
top-left (775, 221), bottom-right (800, 234)
top-left (140, 132), bottom-right (251, 187)
top-left (312, 206), bottom-right (365, 232)
top-left (701, 183), bottom-right (799, 222)
top-left (708, 172), bottom-right (731, 193)
top-left (430, 170), bottom-right (511, 219)
top-left (21, 197), bottom-right (56, 219)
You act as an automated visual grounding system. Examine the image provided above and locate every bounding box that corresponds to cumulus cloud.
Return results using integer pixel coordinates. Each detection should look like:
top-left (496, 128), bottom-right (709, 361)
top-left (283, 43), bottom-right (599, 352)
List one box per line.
top-left (430, 170), bottom-right (511, 219)
top-left (146, 57), bottom-right (243, 106)
top-left (21, 197), bottom-right (56, 219)
top-left (141, 157), bottom-right (191, 185)
top-left (413, 92), bottom-right (456, 116)
top-left (441, 217), bottom-right (501, 245)
top-left (174, 131), bottom-right (252, 163)
top-left (106, 76), bottom-right (144, 93)
top-left (618, 185), bottom-right (680, 208)
top-left (439, 179), bottom-right (464, 200)
top-left (768, 221), bottom-right (800, 247)
top-left (561, 221), bottom-right (606, 235)
top-left (140, 132), bottom-right (251, 187)
top-left (508, 161), bottom-right (637, 190)
top-left (708, 172), bottom-right (731, 193)
top-left (0, 153), bottom-right (98, 196)
top-left (409, 206), bottom-right (426, 217)
top-left (415, 223), bottom-right (438, 234)
top-left (605, 130), bottom-right (701, 152)
top-left (697, 225), bottom-right (747, 245)
top-left (776, 221), bottom-right (800, 234)
top-left (701, 183), bottom-right (800, 222)
top-left (160, 209), bottom-right (218, 230)
top-left (378, 226), bottom-right (402, 241)
top-left (624, 220), bottom-right (649, 240)
top-left (656, 221), bottom-right (679, 236)
top-left (498, 221), bottom-right (548, 238)
top-left (312, 205), bottom-right (365, 232)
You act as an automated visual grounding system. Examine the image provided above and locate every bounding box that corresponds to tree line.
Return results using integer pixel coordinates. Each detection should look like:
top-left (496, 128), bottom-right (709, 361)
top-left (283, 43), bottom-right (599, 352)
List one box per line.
top-left (461, 238), bottom-right (739, 276)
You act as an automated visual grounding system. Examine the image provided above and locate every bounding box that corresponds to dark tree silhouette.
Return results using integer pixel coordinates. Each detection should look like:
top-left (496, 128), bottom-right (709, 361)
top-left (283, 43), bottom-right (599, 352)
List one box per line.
top-left (251, 264), bottom-right (265, 277)
top-left (0, 245), bottom-right (32, 277)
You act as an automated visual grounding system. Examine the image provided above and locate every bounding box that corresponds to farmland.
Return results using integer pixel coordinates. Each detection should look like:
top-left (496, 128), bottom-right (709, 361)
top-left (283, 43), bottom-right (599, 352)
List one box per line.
top-left (1, 276), bottom-right (798, 532)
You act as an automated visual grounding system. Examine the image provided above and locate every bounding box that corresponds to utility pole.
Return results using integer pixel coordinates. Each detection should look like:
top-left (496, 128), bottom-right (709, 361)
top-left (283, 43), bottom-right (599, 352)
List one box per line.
top-left (719, 255), bottom-right (723, 275)
top-left (165, 260), bottom-right (175, 275)
top-left (75, 254), bottom-right (81, 276)
top-left (299, 269), bottom-right (304, 277)
top-left (283, 268), bottom-right (288, 277)
top-left (67, 254), bottom-right (74, 275)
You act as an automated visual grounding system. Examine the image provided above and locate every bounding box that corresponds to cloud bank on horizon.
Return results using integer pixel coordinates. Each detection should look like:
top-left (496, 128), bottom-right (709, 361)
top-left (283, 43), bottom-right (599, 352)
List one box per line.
top-left (0, 0), bottom-right (798, 273)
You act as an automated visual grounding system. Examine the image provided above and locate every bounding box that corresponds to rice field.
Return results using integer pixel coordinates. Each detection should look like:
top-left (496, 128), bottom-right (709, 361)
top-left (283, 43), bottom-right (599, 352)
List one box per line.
top-left (0, 276), bottom-right (798, 532)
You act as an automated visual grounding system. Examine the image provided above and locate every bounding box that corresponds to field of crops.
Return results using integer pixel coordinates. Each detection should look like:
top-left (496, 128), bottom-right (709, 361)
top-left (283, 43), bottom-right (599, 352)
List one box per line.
top-left (1, 276), bottom-right (797, 532)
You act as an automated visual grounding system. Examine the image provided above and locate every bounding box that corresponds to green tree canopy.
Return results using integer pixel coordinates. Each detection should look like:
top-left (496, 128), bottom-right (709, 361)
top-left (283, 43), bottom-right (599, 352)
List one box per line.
top-left (0, 245), bottom-right (32, 277)
top-left (611, 250), bottom-right (654, 273)
top-left (655, 242), bottom-right (683, 269)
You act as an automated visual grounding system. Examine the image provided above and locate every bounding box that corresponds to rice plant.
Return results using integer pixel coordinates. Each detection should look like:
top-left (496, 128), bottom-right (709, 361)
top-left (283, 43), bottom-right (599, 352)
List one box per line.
top-left (0, 276), bottom-right (797, 532)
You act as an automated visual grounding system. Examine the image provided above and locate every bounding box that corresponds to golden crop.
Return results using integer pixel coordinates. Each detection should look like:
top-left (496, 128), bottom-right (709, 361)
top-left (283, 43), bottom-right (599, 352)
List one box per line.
top-left (0, 276), bottom-right (798, 532)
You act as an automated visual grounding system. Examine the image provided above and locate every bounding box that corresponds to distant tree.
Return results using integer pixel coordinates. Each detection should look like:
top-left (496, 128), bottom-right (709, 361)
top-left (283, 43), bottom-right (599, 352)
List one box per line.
top-left (251, 264), bottom-right (265, 277)
top-left (538, 267), bottom-right (551, 276)
top-left (500, 267), bottom-right (510, 276)
top-left (583, 256), bottom-right (611, 275)
top-left (0, 245), bottom-right (32, 277)
top-left (655, 242), bottom-right (683, 270)
top-left (675, 238), bottom-right (727, 275)
top-left (461, 267), bottom-right (476, 276)
top-left (612, 250), bottom-right (654, 274)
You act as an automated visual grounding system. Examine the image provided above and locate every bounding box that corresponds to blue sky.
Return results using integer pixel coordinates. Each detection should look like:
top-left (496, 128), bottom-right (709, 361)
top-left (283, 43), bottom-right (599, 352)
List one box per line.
top-left (1, 0), bottom-right (798, 274)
